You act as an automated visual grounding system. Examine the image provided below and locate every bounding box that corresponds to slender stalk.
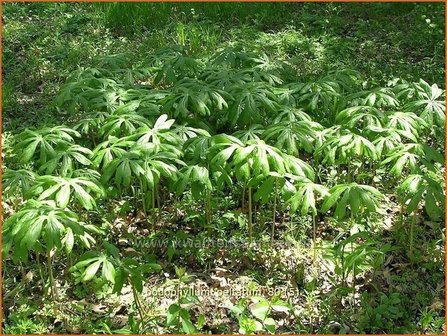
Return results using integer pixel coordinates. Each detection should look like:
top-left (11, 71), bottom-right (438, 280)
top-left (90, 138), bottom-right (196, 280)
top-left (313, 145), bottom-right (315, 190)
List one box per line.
top-left (352, 260), bottom-right (356, 307)
top-left (350, 216), bottom-right (356, 306)
top-left (47, 250), bottom-right (58, 312)
top-left (312, 214), bottom-right (317, 262)
top-left (140, 181), bottom-right (148, 225)
top-left (409, 211), bottom-right (416, 264)
top-left (248, 186), bottom-right (253, 242)
top-left (66, 254), bottom-right (73, 277)
top-left (131, 284), bottom-right (145, 321)
top-left (157, 185), bottom-right (161, 222)
top-left (289, 211), bottom-right (293, 229)
top-left (90, 132), bottom-right (96, 147)
top-left (19, 262), bottom-right (26, 281)
top-left (205, 189), bottom-right (212, 234)
top-left (36, 253), bottom-right (45, 288)
top-left (152, 186), bottom-right (156, 231)
top-left (340, 244), bottom-right (346, 287)
top-left (271, 178), bottom-right (278, 246)
top-left (241, 185), bottom-right (246, 212)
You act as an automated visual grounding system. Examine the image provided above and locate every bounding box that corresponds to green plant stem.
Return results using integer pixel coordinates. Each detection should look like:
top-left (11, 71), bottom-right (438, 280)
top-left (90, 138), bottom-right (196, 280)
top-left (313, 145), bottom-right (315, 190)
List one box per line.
top-left (140, 182), bottom-right (148, 227)
top-left (241, 185), bottom-right (246, 211)
top-left (312, 214), bottom-right (317, 262)
top-left (248, 186), bottom-right (253, 243)
top-left (36, 253), bottom-right (45, 287)
top-left (90, 132), bottom-right (96, 147)
top-left (157, 185), bottom-right (162, 222)
top-left (205, 189), bottom-right (212, 234)
top-left (152, 186), bottom-right (156, 231)
top-left (340, 244), bottom-right (346, 287)
top-left (350, 213), bottom-right (355, 303)
top-left (409, 211), bottom-right (416, 264)
top-left (271, 178), bottom-right (278, 246)
top-left (131, 284), bottom-right (145, 321)
top-left (47, 251), bottom-right (58, 302)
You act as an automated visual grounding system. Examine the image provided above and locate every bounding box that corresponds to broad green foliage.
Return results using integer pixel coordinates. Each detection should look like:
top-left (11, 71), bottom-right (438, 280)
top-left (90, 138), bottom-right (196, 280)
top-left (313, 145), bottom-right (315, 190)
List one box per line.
top-left (315, 129), bottom-right (378, 165)
top-left (381, 143), bottom-right (444, 176)
top-left (30, 175), bottom-right (104, 210)
top-left (397, 172), bottom-right (445, 220)
top-left (101, 144), bottom-right (181, 190)
top-left (287, 177), bottom-right (329, 216)
top-left (14, 126), bottom-right (80, 165)
top-left (402, 80), bottom-right (445, 127)
top-left (2, 169), bottom-right (37, 198)
top-left (2, 41), bottom-right (445, 334)
top-left (175, 165), bottom-right (212, 199)
top-left (71, 242), bottom-right (162, 294)
top-left (322, 183), bottom-right (384, 220)
top-left (5, 45), bottom-right (444, 254)
top-left (2, 200), bottom-right (98, 261)
top-left (39, 144), bottom-right (93, 176)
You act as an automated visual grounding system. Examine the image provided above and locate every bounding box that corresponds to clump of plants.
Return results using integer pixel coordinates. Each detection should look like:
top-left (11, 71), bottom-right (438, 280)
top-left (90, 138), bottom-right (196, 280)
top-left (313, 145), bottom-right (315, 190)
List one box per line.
top-left (3, 44), bottom-right (445, 333)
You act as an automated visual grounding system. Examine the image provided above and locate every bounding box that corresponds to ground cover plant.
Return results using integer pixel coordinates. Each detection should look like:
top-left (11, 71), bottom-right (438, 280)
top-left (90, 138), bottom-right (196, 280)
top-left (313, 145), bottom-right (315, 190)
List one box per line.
top-left (2, 2), bottom-right (446, 334)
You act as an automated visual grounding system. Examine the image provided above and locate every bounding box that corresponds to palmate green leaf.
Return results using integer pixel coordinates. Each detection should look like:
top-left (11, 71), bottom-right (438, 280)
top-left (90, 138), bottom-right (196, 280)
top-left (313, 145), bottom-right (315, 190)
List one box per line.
top-left (211, 136), bottom-right (314, 182)
top-left (270, 106), bottom-right (312, 123)
top-left (273, 84), bottom-right (303, 107)
top-left (403, 80), bottom-right (445, 127)
top-left (135, 114), bottom-right (180, 146)
top-left (160, 78), bottom-right (231, 119)
top-left (120, 258), bottom-right (161, 294)
top-left (166, 304), bottom-right (181, 326)
top-left (250, 300), bottom-right (270, 320)
top-left (102, 144), bottom-right (182, 190)
top-left (14, 126), bottom-right (80, 165)
top-left (348, 87), bottom-right (399, 108)
top-left (233, 140), bottom-right (286, 178)
top-left (283, 154), bottom-right (315, 180)
top-left (210, 134), bottom-right (244, 167)
top-left (175, 165), bottom-right (212, 199)
top-left (201, 68), bottom-right (251, 90)
top-left (225, 82), bottom-right (279, 127)
top-left (62, 228), bottom-right (75, 254)
top-left (315, 129), bottom-right (378, 165)
top-left (233, 125), bottom-right (264, 144)
top-left (335, 106), bottom-right (385, 129)
top-left (2, 200), bottom-right (94, 261)
top-left (100, 110), bottom-right (152, 138)
top-left (149, 46), bottom-right (202, 85)
top-left (397, 173), bottom-right (445, 220)
top-left (73, 115), bottom-right (103, 136)
top-left (2, 168), bottom-right (37, 197)
top-left (209, 45), bottom-right (257, 68)
top-left (385, 111), bottom-right (427, 138)
top-left (242, 67), bottom-right (283, 86)
top-left (39, 144), bottom-right (93, 176)
top-left (286, 176), bottom-right (329, 216)
top-left (70, 251), bottom-right (116, 283)
top-left (263, 120), bottom-right (322, 155)
top-left (172, 124), bottom-right (211, 143)
top-left (183, 134), bottom-right (213, 161)
top-left (365, 126), bottom-right (416, 158)
top-left (393, 79), bottom-right (419, 102)
top-left (30, 175), bottom-right (104, 210)
top-left (180, 310), bottom-right (196, 334)
top-left (381, 143), bottom-right (443, 176)
top-left (322, 183), bottom-right (383, 219)
top-left (92, 135), bottom-right (135, 169)
top-left (296, 79), bottom-right (342, 113)
top-left (252, 172), bottom-right (285, 204)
